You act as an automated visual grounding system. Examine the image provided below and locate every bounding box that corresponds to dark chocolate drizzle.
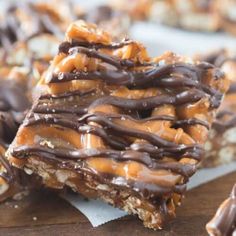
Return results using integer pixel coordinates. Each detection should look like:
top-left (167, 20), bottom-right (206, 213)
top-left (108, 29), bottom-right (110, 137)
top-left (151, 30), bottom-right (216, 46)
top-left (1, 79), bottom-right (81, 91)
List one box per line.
top-left (11, 38), bottom-right (225, 199)
top-left (201, 49), bottom-right (236, 68)
top-left (0, 149), bottom-right (14, 184)
top-left (23, 112), bottom-right (204, 160)
top-left (206, 184), bottom-right (236, 236)
top-left (58, 39), bottom-right (134, 54)
top-left (0, 1), bottom-right (65, 50)
top-left (0, 79), bottom-right (30, 143)
top-left (213, 108), bottom-right (236, 132)
top-left (12, 145), bottom-right (197, 179)
top-left (201, 50), bottom-right (236, 133)
top-left (228, 83), bottom-right (236, 94)
top-left (53, 44), bottom-right (222, 109)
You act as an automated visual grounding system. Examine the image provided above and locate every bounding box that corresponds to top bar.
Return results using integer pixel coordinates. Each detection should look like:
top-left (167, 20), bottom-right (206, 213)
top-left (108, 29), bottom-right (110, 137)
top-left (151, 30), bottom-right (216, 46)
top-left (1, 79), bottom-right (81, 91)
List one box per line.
top-left (8, 20), bottom-right (229, 229)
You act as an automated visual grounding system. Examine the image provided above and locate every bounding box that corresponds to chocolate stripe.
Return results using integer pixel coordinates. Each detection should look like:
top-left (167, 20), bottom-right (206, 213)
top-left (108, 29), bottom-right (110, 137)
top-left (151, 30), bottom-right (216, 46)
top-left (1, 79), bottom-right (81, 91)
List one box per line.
top-left (0, 151), bottom-right (14, 183)
top-left (24, 113), bottom-right (203, 160)
top-left (206, 184), bottom-right (236, 236)
top-left (12, 145), bottom-right (196, 178)
top-left (58, 39), bottom-right (135, 54)
top-left (89, 90), bottom-right (206, 110)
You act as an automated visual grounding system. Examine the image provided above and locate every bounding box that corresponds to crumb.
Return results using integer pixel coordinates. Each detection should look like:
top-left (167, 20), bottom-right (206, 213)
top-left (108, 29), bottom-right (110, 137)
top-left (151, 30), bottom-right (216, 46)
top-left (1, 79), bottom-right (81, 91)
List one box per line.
top-left (40, 139), bottom-right (54, 148)
top-left (12, 190), bottom-right (30, 201)
top-left (24, 167), bottom-right (33, 175)
top-left (32, 216), bottom-right (38, 221)
top-left (14, 204), bottom-right (19, 209)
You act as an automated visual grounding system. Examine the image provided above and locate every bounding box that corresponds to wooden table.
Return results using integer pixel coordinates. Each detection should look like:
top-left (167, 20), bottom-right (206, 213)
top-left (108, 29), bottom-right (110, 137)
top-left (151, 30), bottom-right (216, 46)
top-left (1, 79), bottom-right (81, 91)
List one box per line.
top-left (0, 171), bottom-right (235, 236)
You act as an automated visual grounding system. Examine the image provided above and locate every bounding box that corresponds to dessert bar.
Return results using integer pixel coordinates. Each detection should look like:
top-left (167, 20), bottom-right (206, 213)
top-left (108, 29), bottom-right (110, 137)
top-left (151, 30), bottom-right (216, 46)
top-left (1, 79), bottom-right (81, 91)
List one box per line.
top-left (196, 49), bottom-right (236, 167)
top-left (149, 0), bottom-right (219, 32)
top-left (216, 0), bottom-right (236, 36)
top-left (8, 21), bottom-right (229, 229)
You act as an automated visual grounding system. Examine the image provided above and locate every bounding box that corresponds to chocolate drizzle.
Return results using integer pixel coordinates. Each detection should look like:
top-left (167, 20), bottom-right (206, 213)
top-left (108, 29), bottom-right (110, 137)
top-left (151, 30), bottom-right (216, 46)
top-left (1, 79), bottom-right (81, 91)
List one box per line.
top-left (23, 112), bottom-right (204, 160)
top-left (6, 20), bottom-right (229, 229)
top-left (0, 2), bottom-right (65, 50)
top-left (58, 40), bottom-right (134, 54)
top-left (228, 83), bottom-right (236, 94)
top-left (12, 145), bottom-right (197, 179)
top-left (0, 79), bottom-right (30, 143)
top-left (200, 49), bottom-right (236, 68)
top-left (206, 184), bottom-right (236, 236)
top-left (88, 90), bottom-right (206, 109)
top-left (0, 145), bottom-right (14, 183)
top-left (200, 50), bottom-right (236, 133)
top-left (53, 44), bottom-right (222, 109)
top-left (10, 36), bottom-right (225, 200)
top-left (213, 108), bottom-right (236, 132)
